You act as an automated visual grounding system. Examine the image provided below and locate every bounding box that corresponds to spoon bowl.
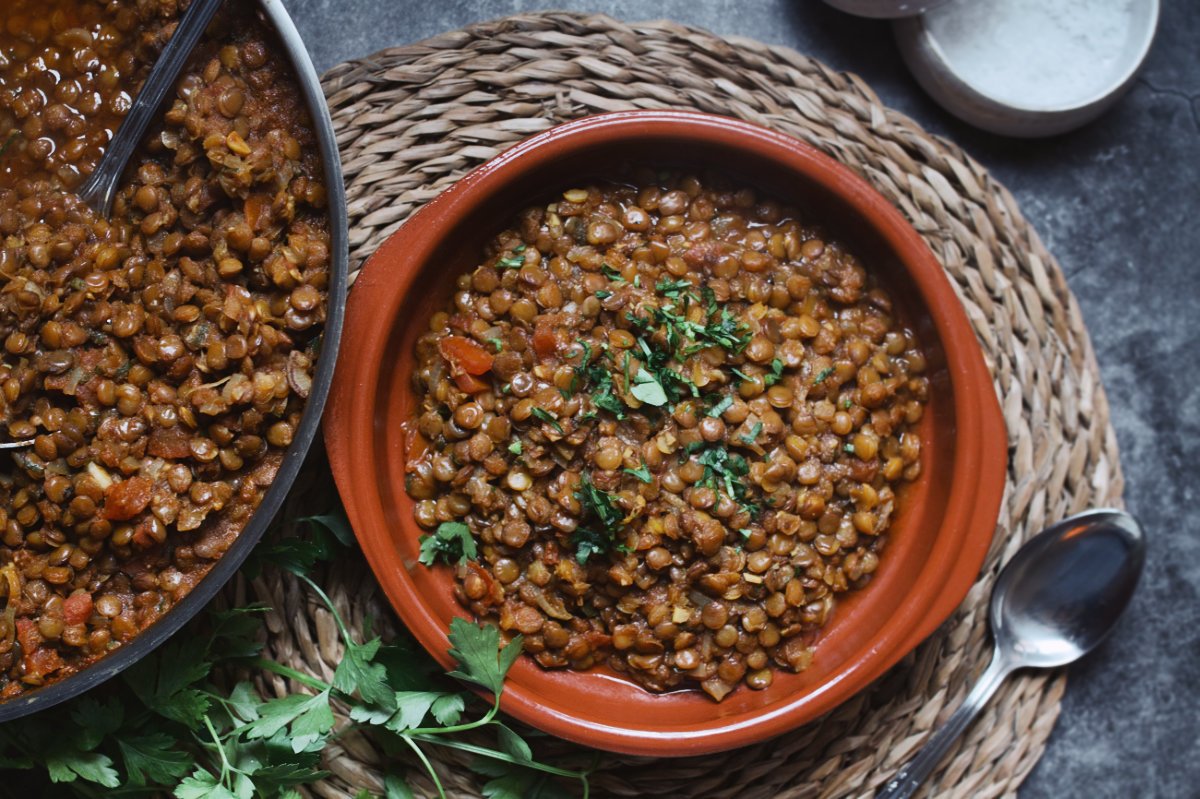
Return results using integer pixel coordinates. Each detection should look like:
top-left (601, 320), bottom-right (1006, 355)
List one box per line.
top-left (878, 508), bottom-right (1145, 798)
top-left (993, 509), bottom-right (1145, 669)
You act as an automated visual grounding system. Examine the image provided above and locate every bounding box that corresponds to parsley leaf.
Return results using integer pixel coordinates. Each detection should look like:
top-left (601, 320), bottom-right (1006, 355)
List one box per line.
top-left (575, 472), bottom-right (624, 532)
top-left (385, 774), bottom-right (418, 799)
top-left (814, 366), bottom-right (835, 383)
top-left (418, 521), bottom-right (478, 566)
top-left (496, 245), bottom-right (526, 269)
top-left (298, 510), bottom-right (354, 547)
top-left (445, 618), bottom-right (523, 697)
top-left (45, 751), bottom-right (120, 788)
top-left (572, 472), bottom-right (626, 563)
top-left (763, 358), bottom-right (784, 387)
top-left (334, 636), bottom-right (394, 709)
top-left (571, 528), bottom-right (612, 565)
top-left (623, 462), bottom-right (653, 484)
top-left (707, 394), bottom-right (733, 418)
top-left (600, 263), bottom-right (626, 283)
top-left (177, 768), bottom-right (239, 799)
top-left (630, 367), bottom-right (668, 406)
top-left (655, 277), bottom-right (694, 299)
top-left (594, 289), bottom-right (612, 300)
top-left (118, 733), bottom-right (193, 785)
top-left (123, 636), bottom-right (212, 725)
top-left (496, 723), bottom-right (533, 762)
top-left (243, 689), bottom-right (335, 753)
top-left (530, 407), bottom-right (564, 434)
top-left (740, 422), bottom-right (763, 445)
top-left (507, 439), bottom-right (522, 455)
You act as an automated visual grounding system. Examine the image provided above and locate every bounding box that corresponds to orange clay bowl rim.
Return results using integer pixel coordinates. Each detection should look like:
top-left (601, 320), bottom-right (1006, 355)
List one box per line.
top-left (325, 110), bottom-right (1007, 757)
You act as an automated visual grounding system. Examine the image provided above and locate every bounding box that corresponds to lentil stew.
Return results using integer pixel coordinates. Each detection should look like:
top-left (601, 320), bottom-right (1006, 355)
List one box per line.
top-left (406, 170), bottom-right (927, 702)
top-left (0, 0), bottom-right (331, 699)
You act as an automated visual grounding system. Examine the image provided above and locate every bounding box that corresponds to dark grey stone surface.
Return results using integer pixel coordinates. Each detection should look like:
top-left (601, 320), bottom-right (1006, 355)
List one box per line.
top-left (284, 1), bottom-right (1199, 796)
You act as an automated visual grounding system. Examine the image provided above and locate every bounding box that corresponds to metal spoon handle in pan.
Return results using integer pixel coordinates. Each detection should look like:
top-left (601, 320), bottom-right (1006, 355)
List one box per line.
top-left (76, 0), bottom-right (225, 217)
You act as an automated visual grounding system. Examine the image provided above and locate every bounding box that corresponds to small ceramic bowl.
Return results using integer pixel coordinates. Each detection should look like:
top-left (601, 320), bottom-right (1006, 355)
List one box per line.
top-left (895, 0), bottom-right (1159, 137)
top-left (325, 111), bottom-right (1006, 756)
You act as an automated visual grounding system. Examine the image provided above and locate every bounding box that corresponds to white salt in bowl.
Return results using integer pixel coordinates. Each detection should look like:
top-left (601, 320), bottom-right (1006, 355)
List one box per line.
top-left (894, 0), bottom-right (1159, 137)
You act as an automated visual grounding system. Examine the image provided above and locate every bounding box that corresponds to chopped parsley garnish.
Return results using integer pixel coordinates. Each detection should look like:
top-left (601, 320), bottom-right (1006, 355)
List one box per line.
top-left (814, 366), bottom-right (835, 384)
top-left (595, 290), bottom-right (612, 300)
top-left (844, 443), bottom-right (856, 454)
top-left (572, 472), bottom-right (626, 563)
top-left (418, 521), bottom-right (478, 566)
top-left (694, 306), bottom-right (750, 353)
top-left (630, 367), bottom-right (668, 406)
top-left (731, 367), bottom-right (754, 383)
top-left (691, 444), bottom-right (759, 518)
top-left (655, 277), bottom-right (694, 299)
top-left (496, 245), bottom-right (526, 269)
top-left (842, 396), bottom-right (853, 409)
top-left (623, 462), bottom-right (653, 484)
top-left (507, 439), bottom-right (523, 455)
top-left (601, 263), bottom-right (626, 283)
top-left (707, 394), bottom-right (734, 418)
top-left (763, 358), bottom-right (784, 387)
top-left (739, 528), bottom-right (753, 539)
top-left (530, 407), bottom-right (563, 434)
top-left (571, 342), bottom-right (628, 420)
top-left (739, 422), bottom-right (763, 445)
top-left (486, 337), bottom-right (503, 352)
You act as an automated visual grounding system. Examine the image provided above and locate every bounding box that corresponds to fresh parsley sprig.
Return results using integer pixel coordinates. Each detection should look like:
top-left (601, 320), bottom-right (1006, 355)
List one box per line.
top-left (0, 509), bottom-right (593, 799)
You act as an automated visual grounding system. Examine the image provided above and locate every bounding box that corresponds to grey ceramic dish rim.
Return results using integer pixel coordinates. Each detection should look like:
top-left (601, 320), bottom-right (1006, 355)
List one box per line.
top-left (894, 0), bottom-right (1160, 137)
top-left (0, 0), bottom-right (349, 722)
top-left (820, 0), bottom-right (952, 20)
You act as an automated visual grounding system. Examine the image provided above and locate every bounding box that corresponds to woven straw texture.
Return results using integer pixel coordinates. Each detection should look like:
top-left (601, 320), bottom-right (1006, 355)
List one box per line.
top-left (238, 12), bottom-right (1125, 799)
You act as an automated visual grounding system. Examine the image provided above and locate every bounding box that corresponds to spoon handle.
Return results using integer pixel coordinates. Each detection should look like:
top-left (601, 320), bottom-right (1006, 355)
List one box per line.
top-left (76, 0), bottom-right (225, 216)
top-left (876, 651), bottom-right (1012, 799)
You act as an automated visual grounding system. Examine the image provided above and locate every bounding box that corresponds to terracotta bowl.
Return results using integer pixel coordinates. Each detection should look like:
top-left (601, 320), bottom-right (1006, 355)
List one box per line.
top-left (325, 110), bottom-right (1006, 756)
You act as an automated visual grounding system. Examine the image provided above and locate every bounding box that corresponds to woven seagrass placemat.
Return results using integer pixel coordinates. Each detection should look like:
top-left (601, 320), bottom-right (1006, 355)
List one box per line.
top-left (236, 12), bottom-right (1125, 798)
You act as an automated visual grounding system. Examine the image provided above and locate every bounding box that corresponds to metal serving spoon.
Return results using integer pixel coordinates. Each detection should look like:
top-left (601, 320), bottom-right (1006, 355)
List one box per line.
top-left (877, 508), bottom-right (1146, 799)
top-left (76, 0), bottom-right (224, 216)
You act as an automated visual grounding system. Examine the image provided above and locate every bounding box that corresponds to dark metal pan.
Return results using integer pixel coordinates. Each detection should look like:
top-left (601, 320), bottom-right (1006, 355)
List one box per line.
top-left (0, 0), bottom-right (348, 722)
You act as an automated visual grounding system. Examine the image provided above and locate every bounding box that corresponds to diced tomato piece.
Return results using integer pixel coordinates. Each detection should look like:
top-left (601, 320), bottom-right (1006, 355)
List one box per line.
top-left (147, 427), bottom-right (191, 459)
top-left (103, 476), bottom-right (153, 521)
top-left (439, 335), bottom-right (493, 375)
top-left (453, 372), bottom-right (489, 394)
top-left (15, 618), bottom-right (39, 653)
top-left (24, 646), bottom-right (63, 680)
top-left (63, 593), bottom-right (93, 626)
top-left (401, 421), bottom-right (429, 464)
top-left (532, 324), bottom-right (559, 360)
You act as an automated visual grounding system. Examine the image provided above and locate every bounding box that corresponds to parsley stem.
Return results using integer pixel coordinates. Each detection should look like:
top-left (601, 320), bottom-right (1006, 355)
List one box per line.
top-left (296, 572), bottom-right (354, 645)
top-left (412, 734), bottom-right (592, 795)
top-left (202, 713), bottom-right (235, 786)
top-left (405, 699), bottom-right (497, 736)
top-left (251, 656), bottom-right (332, 693)
top-left (399, 734), bottom-right (447, 799)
